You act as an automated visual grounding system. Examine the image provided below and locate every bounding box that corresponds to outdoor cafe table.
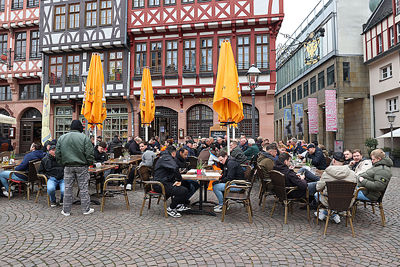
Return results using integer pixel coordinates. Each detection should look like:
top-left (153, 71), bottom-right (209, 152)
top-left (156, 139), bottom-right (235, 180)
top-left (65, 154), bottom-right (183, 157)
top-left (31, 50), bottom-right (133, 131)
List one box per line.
top-left (182, 169), bottom-right (221, 216)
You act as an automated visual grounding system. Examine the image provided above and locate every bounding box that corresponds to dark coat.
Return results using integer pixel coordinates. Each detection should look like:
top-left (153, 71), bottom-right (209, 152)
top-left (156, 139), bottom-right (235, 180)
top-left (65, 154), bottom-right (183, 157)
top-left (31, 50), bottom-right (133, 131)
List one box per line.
top-left (183, 145), bottom-right (196, 157)
top-left (257, 151), bottom-right (275, 180)
top-left (154, 151), bottom-right (182, 184)
top-left (108, 137), bottom-right (123, 153)
top-left (306, 147), bottom-right (327, 170)
top-left (220, 157), bottom-right (245, 183)
top-left (38, 154), bottom-right (64, 180)
top-left (231, 146), bottom-right (249, 165)
top-left (175, 153), bottom-right (188, 169)
top-left (128, 141), bottom-right (141, 155)
top-left (274, 160), bottom-right (307, 198)
top-left (15, 150), bottom-right (46, 179)
top-left (94, 149), bottom-right (108, 163)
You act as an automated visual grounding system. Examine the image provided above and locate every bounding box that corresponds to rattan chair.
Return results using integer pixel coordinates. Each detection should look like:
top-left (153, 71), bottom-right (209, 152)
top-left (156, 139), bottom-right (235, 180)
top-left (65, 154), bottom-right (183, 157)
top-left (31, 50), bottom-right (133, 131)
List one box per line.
top-left (316, 181), bottom-right (357, 237)
top-left (133, 165), bottom-right (151, 191)
top-left (113, 146), bottom-right (124, 159)
top-left (32, 161), bottom-right (50, 207)
top-left (100, 174), bottom-right (130, 212)
top-left (7, 159), bottom-right (40, 200)
top-left (352, 187), bottom-right (387, 226)
top-left (140, 181), bottom-right (168, 218)
top-left (258, 170), bottom-right (271, 211)
top-left (269, 170), bottom-right (310, 224)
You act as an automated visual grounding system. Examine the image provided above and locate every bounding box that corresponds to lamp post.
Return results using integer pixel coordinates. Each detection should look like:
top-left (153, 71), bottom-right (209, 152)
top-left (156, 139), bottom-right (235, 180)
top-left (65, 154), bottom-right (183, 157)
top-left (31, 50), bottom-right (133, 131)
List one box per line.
top-left (247, 65), bottom-right (261, 139)
top-left (387, 112), bottom-right (396, 157)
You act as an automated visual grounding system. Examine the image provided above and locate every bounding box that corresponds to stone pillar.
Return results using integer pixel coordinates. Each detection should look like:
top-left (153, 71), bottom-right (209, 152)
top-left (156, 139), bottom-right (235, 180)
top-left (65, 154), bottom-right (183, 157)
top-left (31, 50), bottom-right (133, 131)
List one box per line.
top-left (318, 105), bottom-right (325, 145)
top-left (336, 96), bottom-right (345, 141)
top-left (362, 97), bottom-right (372, 154)
top-left (304, 110), bottom-right (309, 143)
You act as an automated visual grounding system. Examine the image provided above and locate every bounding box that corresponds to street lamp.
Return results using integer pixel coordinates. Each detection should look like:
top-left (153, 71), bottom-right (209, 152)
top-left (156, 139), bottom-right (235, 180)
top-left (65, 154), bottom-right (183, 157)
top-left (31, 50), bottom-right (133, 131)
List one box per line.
top-left (247, 64), bottom-right (261, 139)
top-left (387, 112), bottom-right (396, 157)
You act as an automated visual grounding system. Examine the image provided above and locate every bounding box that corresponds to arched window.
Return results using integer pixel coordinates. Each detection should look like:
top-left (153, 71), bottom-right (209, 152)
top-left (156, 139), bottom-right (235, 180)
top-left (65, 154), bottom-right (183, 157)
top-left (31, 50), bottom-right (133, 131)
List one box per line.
top-left (21, 108), bottom-right (42, 120)
top-left (139, 107), bottom-right (178, 142)
top-left (0, 109), bottom-right (10, 138)
top-left (187, 104), bottom-right (213, 138)
top-left (237, 104), bottom-right (259, 137)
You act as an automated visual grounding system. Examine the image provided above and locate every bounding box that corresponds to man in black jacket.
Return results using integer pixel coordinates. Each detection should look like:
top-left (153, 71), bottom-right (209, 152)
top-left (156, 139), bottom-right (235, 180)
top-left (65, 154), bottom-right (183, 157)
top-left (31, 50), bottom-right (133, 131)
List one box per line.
top-left (128, 137), bottom-right (142, 155)
top-left (212, 150), bottom-right (245, 212)
top-left (39, 145), bottom-right (64, 207)
top-left (153, 146), bottom-right (190, 218)
top-left (94, 142), bottom-right (108, 163)
top-left (305, 144), bottom-right (326, 170)
top-left (175, 148), bottom-right (200, 201)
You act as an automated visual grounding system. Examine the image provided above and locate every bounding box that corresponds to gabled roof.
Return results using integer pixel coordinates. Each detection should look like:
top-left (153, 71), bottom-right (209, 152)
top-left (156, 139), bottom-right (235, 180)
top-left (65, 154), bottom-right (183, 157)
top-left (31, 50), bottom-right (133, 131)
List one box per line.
top-left (363, 0), bottom-right (393, 33)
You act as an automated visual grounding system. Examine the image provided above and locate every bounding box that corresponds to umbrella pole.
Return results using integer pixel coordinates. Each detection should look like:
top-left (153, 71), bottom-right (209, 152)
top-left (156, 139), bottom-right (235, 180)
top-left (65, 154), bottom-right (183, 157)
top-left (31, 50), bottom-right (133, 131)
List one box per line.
top-left (227, 124), bottom-right (230, 156)
top-left (145, 125), bottom-right (149, 142)
top-left (94, 126), bottom-right (97, 146)
top-left (232, 126), bottom-right (235, 140)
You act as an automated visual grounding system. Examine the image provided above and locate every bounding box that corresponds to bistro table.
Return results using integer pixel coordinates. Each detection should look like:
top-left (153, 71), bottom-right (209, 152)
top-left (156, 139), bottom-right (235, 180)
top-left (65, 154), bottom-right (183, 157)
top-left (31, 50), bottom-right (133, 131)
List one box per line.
top-left (0, 159), bottom-right (22, 170)
top-left (182, 169), bottom-right (221, 216)
top-left (104, 155), bottom-right (142, 175)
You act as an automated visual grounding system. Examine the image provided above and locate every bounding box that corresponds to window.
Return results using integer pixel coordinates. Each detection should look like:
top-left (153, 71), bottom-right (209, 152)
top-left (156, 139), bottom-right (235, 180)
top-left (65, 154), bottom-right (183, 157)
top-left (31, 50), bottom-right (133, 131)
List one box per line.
top-left (66, 55), bottom-right (80, 84)
top-left (103, 105), bottom-right (129, 143)
top-left (109, 51), bottom-right (123, 82)
top-left (318, 71), bottom-right (325, 89)
top-left (327, 65), bottom-right (335, 86)
top-left (279, 97), bottom-right (282, 109)
top-left (310, 76), bottom-right (316, 94)
top-left (397, 23), bottom-right (400, 44)
top-left (237, 36), bottom-right (250, 70)
top-left (11, 0), bottom-right (23, 10)
top-left (0, 109), bottom-right (11, 138)
top-left (343, 62), bottom-right (350, 82)
top-left (292, 89), bottom-right (296, 103)
top-left (377, 34), bottom-right (383, 54)
top-left (133, 0), bottom-right (145, 8)
top-left (0, 86), bottom-right (11, 101)
top-left (166, 41), bottom-right (178, 74)
top-left (54, 107), bottom-right (73, 139)
top-left (150, 42), bottom-right (162, 75)
top-left (389, 27), bottom-right (395, 47)
top-left (297, 85), bottom-right (302, 100)
top-left (187, 105), bottom-right (214, 138)
top-left (286, 92), bottom-right (291, 105)
top-left (14, 32), bottom-right (26, 61)
top-left (0, 0), bottom-right (4, 11)
top-left (54, 5), bottom-right (66, 31)
top-left (27, 0), bottom-right (39, 8)
top-left (200, 38), bottom-right (213, 72)
top-left (149, 0), bottom-right (160, 7)
top-left (85, 1), bottom-right (97, 27)
top-left (396, 0), bottom-right (400, 15)
top-left (184, 39), bottom-right (196, 73)
top-left (0, 34), bottom-right (7, 55)
top-left (387, 97), bottom-right (398, 112)
top-left (255, 35), bottom-right (269, 69)
top-left (19, 84), bottom-right (42, 100)
top-left (100, 0), bottom-right (112, 25)
top-left (238, 104), bottom-right (260, 137)
top-left (303, 81), bottom-right (309, 97)
top-left (164, 0), bottom-right (176, 5)
top-left (30, 31), bottom-right (40, 59)
top-left (380, 64), bottom-right (393, 80)
top-left (283, 94), bottom-right (286, 107)
top-left (182, 0), bottom-right (194, 3)
top-left (135, 43), bottom-right (147, 75)
top-left (49, 56), bottom-right (63, 85)
top-left (68, 4), bottom-right (80, 29)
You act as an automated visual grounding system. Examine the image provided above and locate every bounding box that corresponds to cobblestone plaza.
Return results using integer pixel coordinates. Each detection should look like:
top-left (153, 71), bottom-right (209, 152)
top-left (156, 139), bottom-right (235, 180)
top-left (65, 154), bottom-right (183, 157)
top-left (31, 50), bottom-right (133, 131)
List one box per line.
top-left (1, 176), bottom-right (399, 266)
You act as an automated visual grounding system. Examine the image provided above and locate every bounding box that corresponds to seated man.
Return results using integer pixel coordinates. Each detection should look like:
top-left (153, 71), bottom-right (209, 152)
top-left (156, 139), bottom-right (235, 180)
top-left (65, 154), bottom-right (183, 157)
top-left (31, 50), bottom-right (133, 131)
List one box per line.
top-left (257, 144), bottom-right (277, 179)
top-left (38, 145), bottom-right (65, 207)
top-left (127, 141), bottom-right (156, 190)
top-left (349, 149), bottom-right (372, 175)
top-left (357, 149), bottom-right (392, 202)
top-left (343, 149), bottom-right (353, 165)
top-left (94, 142), bottom-right (108, 163)
top-left (175, 148), bottom-right (200, 200)
top-left (212, 150), bottom-right (245, 213)
top-left (305, 144), bottom-right (327, 170)
top-left (183, 140), bottom-right (196, 157)
top-left (314, 152), bottom-right (357, 224)
top-left (153, 146), bottom-right (190, 218)
top-left (0, 143), bottom-right (45, 197)
top-left (230, 140), bottom-right (249, 165)
top-left (244, 138), bottom-right (260, 161)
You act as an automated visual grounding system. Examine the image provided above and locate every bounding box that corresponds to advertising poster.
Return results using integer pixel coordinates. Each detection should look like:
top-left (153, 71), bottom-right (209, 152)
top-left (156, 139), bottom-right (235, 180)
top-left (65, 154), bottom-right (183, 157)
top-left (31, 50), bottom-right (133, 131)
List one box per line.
top-left (294, 103), bottom-right (304, 135)
top-left (284, 108), bottom-right (292, 137)
top-left (308, 98), bottom-right (319, 134)
top-left (325, 90), bottom-right (337, 131)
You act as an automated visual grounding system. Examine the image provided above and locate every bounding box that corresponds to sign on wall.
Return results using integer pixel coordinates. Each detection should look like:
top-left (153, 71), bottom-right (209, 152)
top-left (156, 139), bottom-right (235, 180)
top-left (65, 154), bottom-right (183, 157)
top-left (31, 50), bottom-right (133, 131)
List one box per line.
top-left (304, 34), bottom-right (321, 65)
top-left (308, 98), bottom-right (319, 134)
top-left (284, 108), bottom-right (292, 137)
top-left (325, 90), bottom-right (337, 131)
top-left (294, 103), bottom-right (304, 135)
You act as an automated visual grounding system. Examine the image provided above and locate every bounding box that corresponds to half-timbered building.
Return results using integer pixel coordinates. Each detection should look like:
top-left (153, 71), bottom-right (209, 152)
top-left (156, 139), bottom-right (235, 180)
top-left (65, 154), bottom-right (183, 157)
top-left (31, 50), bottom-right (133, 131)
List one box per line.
top-left (0, 0), bottom-right (42, 153)
top-left (40, 0), bottom-right (130, 143)
top-left (128, 0), bottom-right (283, 142)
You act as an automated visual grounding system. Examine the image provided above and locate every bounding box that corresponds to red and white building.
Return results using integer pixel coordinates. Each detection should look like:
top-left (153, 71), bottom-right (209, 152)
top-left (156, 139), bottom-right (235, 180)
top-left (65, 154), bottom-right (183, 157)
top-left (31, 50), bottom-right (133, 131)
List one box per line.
top-left (128, 0), bottom-right (283, 142)
top-left (363, 0), bottom-right (400, 149)
top-left (0, 0), bottom-right (42, 152)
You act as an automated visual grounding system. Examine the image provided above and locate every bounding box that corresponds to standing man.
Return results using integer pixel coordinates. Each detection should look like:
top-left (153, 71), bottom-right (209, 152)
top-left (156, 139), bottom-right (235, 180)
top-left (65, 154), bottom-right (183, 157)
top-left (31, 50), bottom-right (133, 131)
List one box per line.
top-left (56, 120), bottom-right (95, 216)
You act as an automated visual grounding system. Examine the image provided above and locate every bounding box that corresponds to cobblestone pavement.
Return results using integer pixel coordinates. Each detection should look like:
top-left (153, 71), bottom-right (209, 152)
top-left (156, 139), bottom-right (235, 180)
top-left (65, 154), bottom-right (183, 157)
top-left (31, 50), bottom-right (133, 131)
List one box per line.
top-left (1, 176), bottom-right (400, 267)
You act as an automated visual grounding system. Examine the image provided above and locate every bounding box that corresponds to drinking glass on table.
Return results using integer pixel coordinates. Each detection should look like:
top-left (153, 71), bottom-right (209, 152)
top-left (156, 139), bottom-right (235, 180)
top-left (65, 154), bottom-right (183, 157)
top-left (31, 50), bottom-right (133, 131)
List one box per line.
top-left (110, 153), bottom-right (114, 159)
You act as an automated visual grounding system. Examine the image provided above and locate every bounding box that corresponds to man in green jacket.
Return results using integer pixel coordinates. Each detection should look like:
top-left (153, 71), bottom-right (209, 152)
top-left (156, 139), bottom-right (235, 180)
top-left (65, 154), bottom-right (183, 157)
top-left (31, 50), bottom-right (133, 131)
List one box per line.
top-left (56, 120), bottom-right (94, 216)
top-left (244, 138), bottom-right (260, 161)
top-left (357, 149), bottom-right (392, 201)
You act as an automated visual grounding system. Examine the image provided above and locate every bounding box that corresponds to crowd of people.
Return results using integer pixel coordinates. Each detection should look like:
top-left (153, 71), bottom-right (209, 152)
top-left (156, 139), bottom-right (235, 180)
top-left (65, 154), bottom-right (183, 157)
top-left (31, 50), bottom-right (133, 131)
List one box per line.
top-left (0, 122), bottom-right (393, 221)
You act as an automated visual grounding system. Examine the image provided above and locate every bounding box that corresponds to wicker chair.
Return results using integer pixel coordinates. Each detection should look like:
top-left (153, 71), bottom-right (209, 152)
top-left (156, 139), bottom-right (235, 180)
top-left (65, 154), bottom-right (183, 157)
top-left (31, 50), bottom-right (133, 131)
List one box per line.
top-left (316, 181), bottom-right (357, 237)
top-left (140, 181), bottom-right (168, 218)
top-left (353, 187), bottom-right (387, 226)
top-left (258, 169), bottom-right (271, 211)
top-left (133, 165), bottom-right (151, 191)
top-left (221, 166), bottom-right (257, 223)
top-left (32, 161), bottom-right (51, 206)
top-left (100, 174), bottom-right (130, 212)
top-left (113, 146), bottom-right (124, 159)
top-left (269, 170), bottom-right (310, 224)
top-left (7, 159), bottom-right (40, 200)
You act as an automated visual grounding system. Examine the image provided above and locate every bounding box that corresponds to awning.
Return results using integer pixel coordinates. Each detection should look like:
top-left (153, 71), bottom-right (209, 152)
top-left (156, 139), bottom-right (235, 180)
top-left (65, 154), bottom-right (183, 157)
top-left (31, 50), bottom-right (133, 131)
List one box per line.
top-left (376, 128), bottom-right (400, 138)
top-left (0, 114), bottom-right (16, 125)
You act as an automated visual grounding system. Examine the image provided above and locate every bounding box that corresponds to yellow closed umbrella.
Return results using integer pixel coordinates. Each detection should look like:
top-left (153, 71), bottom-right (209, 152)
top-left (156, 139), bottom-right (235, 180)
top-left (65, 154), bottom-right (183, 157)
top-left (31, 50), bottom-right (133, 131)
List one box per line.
top-left (41, 84), bottom-right (52, 144)
top-left (81, 53), bottom-right (107, 143)
top-left (213, 41), bottom-right (244, 155)
top-left (140, 67), bottom-right (155, 141)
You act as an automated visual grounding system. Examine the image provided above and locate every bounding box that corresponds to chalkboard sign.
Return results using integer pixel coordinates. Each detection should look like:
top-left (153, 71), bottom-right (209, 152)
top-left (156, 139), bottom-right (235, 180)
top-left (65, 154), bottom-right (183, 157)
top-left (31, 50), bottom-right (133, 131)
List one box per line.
top-left (209, 124), bottom-right (226, 138)
top-left (210, 131), bottom-right (226, 139)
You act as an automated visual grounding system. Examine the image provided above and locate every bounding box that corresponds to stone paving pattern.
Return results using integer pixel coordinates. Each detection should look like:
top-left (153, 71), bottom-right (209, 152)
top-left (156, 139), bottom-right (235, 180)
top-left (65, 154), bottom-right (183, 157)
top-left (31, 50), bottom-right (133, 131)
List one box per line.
top-left (1, 176), bottom-right (400, 266)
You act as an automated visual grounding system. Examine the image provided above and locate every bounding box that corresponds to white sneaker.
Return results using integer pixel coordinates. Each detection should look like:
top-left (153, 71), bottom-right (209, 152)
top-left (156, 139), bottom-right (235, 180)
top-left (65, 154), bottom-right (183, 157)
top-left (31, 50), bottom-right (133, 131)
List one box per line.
top-left (126, 184), bottom-right (132, 190)
top-left (314, 211), bottom-right (326, 221)
top-left (10, 185), bottom-right (15, 191)
top-left (61, 210), bottom-right (70, 216)
top-left (83, 208), bottom-right (95, 215)
top-left (3, 190), bottom-right (12, 197)
top-left (331, 214), bottom-right (341, 224)
top-left (176, 204), bottom-right (191, 212)
top-left (214, 205), bottom-right (223, 213)
top-left (167, 207), bottom-right (182, 218)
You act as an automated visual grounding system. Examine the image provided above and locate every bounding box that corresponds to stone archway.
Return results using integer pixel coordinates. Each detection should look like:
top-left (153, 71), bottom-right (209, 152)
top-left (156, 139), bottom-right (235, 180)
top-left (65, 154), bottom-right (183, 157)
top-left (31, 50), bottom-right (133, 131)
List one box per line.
top-left (19, 108), bottom-right (42, 153)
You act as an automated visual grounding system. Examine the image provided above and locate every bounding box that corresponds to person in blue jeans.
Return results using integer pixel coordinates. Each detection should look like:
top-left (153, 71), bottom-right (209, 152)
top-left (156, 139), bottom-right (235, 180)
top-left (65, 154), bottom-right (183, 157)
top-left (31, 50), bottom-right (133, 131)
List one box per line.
top-left (0, 143), bottom-right (45, 197)
top-left (213, 150), bottom-right (245, 213)
top-left (39, 145), bottom-right (65, 206)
